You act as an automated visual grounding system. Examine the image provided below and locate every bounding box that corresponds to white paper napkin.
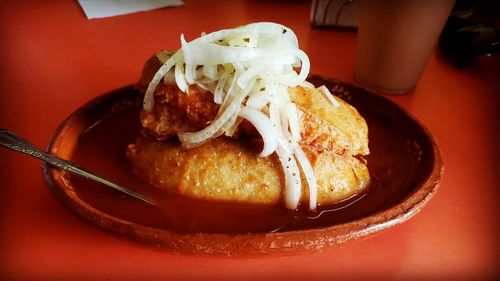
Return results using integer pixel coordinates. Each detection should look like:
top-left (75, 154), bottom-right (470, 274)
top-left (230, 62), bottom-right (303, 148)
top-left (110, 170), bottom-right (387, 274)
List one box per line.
top-left (78, 0), bottom-right (184, 19)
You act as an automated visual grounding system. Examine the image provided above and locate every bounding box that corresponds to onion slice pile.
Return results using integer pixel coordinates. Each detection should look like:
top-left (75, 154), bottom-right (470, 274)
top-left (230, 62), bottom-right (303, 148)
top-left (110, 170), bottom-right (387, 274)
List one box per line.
top-left (144, 22), bottom-right (318, 210)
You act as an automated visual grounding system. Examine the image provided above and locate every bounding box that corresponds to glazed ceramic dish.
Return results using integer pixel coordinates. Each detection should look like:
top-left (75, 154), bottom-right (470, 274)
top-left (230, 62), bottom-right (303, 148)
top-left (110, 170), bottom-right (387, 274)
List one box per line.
top-left (42, 75), bottom-right (443, 256)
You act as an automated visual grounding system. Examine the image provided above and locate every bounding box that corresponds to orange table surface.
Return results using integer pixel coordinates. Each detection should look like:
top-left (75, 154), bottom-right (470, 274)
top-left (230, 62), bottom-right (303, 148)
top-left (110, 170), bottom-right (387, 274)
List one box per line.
top-left (0, 1), bottom-right (498, 280)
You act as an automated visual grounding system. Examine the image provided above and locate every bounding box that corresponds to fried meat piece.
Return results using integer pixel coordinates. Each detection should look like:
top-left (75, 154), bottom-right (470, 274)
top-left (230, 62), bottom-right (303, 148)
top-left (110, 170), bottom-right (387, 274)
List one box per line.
top-left (129, 51), bottom-right (370, 207)
top-left (136, 51), bottom-right (369, 159)
top-left (136, 52), bottom-right (219, 140)
top-left (290, 86), bottom-right (369, 157)
top-left (127, 136), bottom-right (369, 206)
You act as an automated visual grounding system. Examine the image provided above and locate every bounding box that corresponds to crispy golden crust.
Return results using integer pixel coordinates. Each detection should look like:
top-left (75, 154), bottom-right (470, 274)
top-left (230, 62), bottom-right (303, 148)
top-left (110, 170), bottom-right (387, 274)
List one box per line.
top-left (290, 86), bottom-right (369, 156)
top-left (129, 51), bottom-right (371, 207)
top-left (139, 84), bottom-right (219, 140)
top-left (136, 52), bottom-right (369, 157)
top-left (127, 137), bottom-right (369, 206)
top-left (137, 53), bottom-right (219, 140)
top-left (127, 137), bottom-right (283, 204)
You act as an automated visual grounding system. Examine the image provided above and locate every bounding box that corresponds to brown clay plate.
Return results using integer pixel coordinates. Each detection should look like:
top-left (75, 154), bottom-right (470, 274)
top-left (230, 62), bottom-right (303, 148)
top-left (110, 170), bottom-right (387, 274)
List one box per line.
top-left (42, 75), bottom-right (443, 256)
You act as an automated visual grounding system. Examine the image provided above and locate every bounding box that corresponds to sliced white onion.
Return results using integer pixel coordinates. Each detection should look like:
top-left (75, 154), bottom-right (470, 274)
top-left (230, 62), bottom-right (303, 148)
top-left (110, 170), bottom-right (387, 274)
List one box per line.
top-left (193, 28), bottom-right (246, 44)
top-left (223, 115), bottom-right (242, 137)
top-left (285, 103), bottom-right (301, 141)
top-left (202, 65), bottom-right (217, 80)
top-left (269, 102), bottom-right (290, 150)
top-left (245, 22), bottom-right (298, 49)
top-left (184, 64), bottom-right (197, 85)
top-left (183, 42), bottom-right (258, 65)
top-left (174, 61), bottom-right (188, 93)
top-left (178, 78), bottom-right (256, 146)
top-left (300, 80), bottom-right (315, 88)
top-left (144, 22), bottom-right (320, 210)
top-left (293, 49), bottom-right (310, 82)
top-left (294, 145), bottom-right (317, 210)
top-left (318, 85), bottom-right (340, 107)
top-left (143, 53), bottom-right (178, 111)
top-left (276, 146), bottom-right (301, 209)
top-left (246, 93), bottom-right (269, 110)
top-left (238, 106), bottom-right (278, 157)
top-left (237, 65), bottom-right (264, 88)
top-left (213, 75), bottom-right (228, 104)
top-left (217, 75), bottom-right (239, 113)
top-left (227, 32), bottom-right (257, 48)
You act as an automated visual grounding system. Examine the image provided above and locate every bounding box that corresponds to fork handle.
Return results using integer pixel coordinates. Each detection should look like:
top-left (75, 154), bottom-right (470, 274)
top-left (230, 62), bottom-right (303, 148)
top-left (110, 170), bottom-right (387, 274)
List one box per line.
top-left (0, 128), bottom-right (154, 206)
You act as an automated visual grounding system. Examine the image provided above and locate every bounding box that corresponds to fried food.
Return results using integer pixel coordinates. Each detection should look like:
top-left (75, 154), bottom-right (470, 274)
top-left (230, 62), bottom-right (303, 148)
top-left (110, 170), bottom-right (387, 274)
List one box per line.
top-left (136, 53), bottom-right (220, 141)
top-left (127, 52), bottom-right (370, 206)
top-left (136, 52), bottom-right (369, 158)
top-left (127, 136), bottom-right (369, 206)
top-left (290, 86), bottom-right (369, 157)
top-left (127, 23), bottom-right (370, 209)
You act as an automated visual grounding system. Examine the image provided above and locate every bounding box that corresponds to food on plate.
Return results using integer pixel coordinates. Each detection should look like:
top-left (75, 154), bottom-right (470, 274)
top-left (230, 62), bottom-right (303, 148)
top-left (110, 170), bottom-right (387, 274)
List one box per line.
top-left (127, 22), bottom-right (370, 210)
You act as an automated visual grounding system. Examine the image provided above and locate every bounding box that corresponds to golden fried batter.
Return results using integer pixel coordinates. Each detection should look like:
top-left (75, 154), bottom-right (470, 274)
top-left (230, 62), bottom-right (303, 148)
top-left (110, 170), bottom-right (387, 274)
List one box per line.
top-left (127, 137), bottom-right (369, 206)
top-left (128, 51), bottom-right (370, 207)
top-left (136, 52), bottom-right (220, 140)
top-left (128, 137), bottom-right (283, 204)
top-left (136, 52), bottom-right (369, 157)
top-left (291, 86), bottom-right (369, 156)
top-left (139, 83), bottom-right (219, 140)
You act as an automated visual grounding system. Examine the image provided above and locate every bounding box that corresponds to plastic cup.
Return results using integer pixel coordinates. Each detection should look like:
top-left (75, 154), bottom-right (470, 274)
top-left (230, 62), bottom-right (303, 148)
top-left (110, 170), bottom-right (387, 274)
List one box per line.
top-left (355, 0), bottom-right (455, 94)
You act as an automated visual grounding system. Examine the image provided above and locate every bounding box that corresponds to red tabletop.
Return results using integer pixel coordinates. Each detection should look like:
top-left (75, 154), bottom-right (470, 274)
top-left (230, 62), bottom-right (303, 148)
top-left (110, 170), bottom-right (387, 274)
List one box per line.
top-left (1, 1), bottom-right (498, 280)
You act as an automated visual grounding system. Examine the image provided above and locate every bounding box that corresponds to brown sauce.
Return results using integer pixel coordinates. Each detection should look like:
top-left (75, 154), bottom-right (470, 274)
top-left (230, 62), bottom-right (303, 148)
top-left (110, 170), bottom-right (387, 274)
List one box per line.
top-left (70, 105), bottom-right (416, 234)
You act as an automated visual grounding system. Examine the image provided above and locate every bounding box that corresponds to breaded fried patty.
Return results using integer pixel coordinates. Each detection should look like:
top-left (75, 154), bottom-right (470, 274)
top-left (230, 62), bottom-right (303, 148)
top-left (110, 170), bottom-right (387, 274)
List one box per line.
top-left (128, 51), bottom-right (370, 207)
top-left (127, 137), bottom-right (369, 206)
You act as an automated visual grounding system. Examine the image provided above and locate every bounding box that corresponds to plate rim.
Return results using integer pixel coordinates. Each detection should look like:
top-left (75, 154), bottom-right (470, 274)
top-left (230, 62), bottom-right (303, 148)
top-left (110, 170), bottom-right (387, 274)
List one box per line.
top-left (42, 76), bottom-right (444, 256)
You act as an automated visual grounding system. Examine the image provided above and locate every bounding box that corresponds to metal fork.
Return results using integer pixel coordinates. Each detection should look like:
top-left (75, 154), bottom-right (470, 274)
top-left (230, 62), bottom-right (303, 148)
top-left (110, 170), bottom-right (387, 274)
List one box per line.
top-left (0, 128), bottom-right (154, 206)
